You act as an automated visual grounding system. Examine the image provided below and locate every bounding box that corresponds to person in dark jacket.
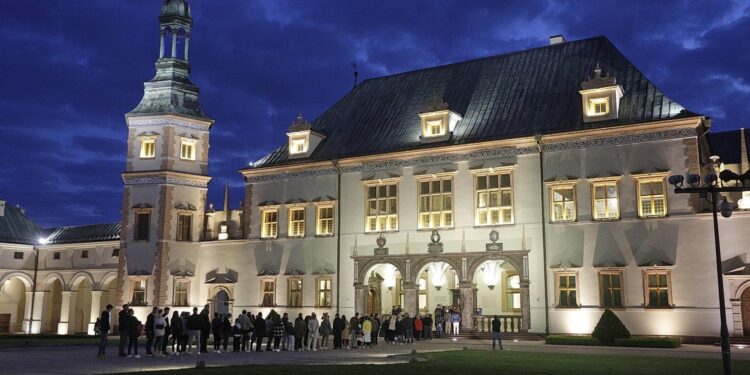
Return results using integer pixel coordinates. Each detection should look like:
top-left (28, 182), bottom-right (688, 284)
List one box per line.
top-left (169, 311), bottom-right (182, 355)
top-left (491, 316), bottom-right (504, 350)
top-left (127, 309), bottom-right (142, 358)
top-left (265, 316), bottom-right (274, 351)
top-left (118, 304), bottom-right (129, 356)
top-left (272, 315), bottom-right (284, 351)
top-left (186, 307), bottom-right (202, 355)
top-left (332, 314), bottom-right (342, 349)
top-left (254, 312), bottom-right (266, 352)
top-left (161, 307), bottom-right (170, 355)
top-left (232, 320), bottom-right (242, 352)
top-left (211, 313), bottom-right (223, 352)
top-left (199, 305), bottom-right (211, 353)
top-left (371, 314), bottom-right (380, 346)
top-left (97, 304), bottom-right (113, 358)
top-left (423, 314), bottom-right (433, 340)
top-left (145, 306), bottom-right (158, 356)
top-left (294, 313), bottom-right (305, 351)
top-left (222, 314), bottom-right (232, 352)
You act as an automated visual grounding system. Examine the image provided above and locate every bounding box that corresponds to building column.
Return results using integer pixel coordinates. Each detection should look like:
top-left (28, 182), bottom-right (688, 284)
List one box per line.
top-left (58, 290), bottom-right (77, 335)
top-left (402, 283), bottom-right (418, 316)
top-left (459, 283), bottom-right (475, 331)
top-left (24, 291), bottom-right (47, 334)
top-left (520, 281), bottom-right (530, 332)
top-left (88, 290), bottom-right (103, 335)
top-left (354, 285), bottom-right (368, 316)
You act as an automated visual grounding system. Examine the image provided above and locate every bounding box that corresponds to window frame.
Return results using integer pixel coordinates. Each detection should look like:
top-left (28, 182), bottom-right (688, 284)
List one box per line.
top-left (173, 278), bottom-right (190, 307)
top-left (473, 168), bottom-right (515, 226)
top-left (598, 269), bottom-right (624, 309)
top-left (179, 138), bottom-right (197, 161)
top-left (643, 268), bottom-right (673, 309)
top-left (134, 209), bottom-right (151, 242)
top-left (588, 97), bottom-right (610, 117)
top-left (81, 250), bottom-right (89, 259)
top-left (634, 173), bottom-right (669, 218)
top-left (130, 277), bottom-right (148, 306)
top-left (13, 251), bottom-right (23, 260)
top-left (364, 180), bottom-right (400, 233)
top-left (504, 273), bottom-right (522, 312)
top-left (316, 277), bottom-right (333, 308)
top-left (416, 175), bottom-right (455, 230)
top-left (555, 271), bottom-right (579, 308)
top-left (139, 136), bottom-right (157, 159)
top-left (315, 204), bottom-right (335, 236)
top-left (287, 206), bottom-right (306, 238)
top-left (53, 251), bottom-right (61, 260)
top-left (590, 177), bottom-right (621, 221)
top-left (260, 207), bottom-right (279, 239)
top-left (288, 133), bottom-right (309, 155)
top-left (287, 277), bottom-right (303, 307)
top-left (260, 278), bottom-right (276, 307)
top-left (176, 213), bottom-right (193, 242)
top-left (547, 182), bottom-right (577, 223)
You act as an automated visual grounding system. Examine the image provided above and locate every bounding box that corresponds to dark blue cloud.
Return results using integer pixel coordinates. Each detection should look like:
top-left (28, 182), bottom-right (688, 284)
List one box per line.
top-left (1, 0), bottom-right (748, 227)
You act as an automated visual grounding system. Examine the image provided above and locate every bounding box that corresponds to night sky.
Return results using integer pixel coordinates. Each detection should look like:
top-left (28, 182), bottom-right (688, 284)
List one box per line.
top-left (2, 1), bottom-right (749, 228)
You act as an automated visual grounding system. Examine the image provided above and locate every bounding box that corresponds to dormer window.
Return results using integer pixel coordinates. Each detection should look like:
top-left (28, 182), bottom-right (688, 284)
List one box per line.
top-left (286, 114), bottom-right (325, 159)
top-left (425, 119), bottom-right (445, 137)
top-left (290, 135), bottom-right (308, 155)
top-left (418, 98), bottom-right (461, 143)
top-left (579, 64), bottom-right (623, 123)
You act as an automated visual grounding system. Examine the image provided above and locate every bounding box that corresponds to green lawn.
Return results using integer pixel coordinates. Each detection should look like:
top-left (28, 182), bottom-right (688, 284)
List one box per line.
top-left (128, 349), bottom-right (750, 375)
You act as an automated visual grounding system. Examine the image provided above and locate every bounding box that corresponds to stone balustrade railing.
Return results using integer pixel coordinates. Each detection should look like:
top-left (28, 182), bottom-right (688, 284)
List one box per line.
top-left (473, 315), bottom-right (522, 333)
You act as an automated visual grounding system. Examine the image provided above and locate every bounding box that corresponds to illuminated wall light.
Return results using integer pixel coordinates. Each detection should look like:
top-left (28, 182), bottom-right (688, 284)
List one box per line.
top-left (382, 264), bottom-right (396, 289)
top-left (428, 262), bottom-right (449, 288)
top-left (481, 260), bottom-right (503, 288)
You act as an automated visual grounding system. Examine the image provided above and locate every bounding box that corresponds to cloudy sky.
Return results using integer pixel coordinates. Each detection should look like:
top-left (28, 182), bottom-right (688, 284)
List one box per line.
top-left (2, 0), bottom-right (749, 227)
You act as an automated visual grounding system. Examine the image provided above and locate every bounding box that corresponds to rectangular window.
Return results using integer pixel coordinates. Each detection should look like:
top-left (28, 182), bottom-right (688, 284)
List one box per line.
top-left (557, 273), bottom-right (578, 308)
top-left (317, 278), bottom-right (332, 308)
top-left (637, 177), bottom-right (667, 218)
top-left (645, 270), bottom-right (671, 308)
top-left (600, 271), bottom-right (623, 308)
top-left (475, 171), bottom-right (513, 226)
top-left (418, 177), bottom-right (454, 229)
top-left (81, 250), bottom-right (89, 259)
top-left (180, 139), bottom-right (196, 160)
top-left (424, 119), bottom-right (445, 137)
top-left (112, 248), bottom-right (119, 257)
top-left (13, 252), bottom-right (23, 260)
top-left (592, 181), bottom-right (620, 220)
top-left (260, 209), bottom-right (278, 239)
top-left (505, 274), bottom-right (521, 311)
top-left (53, 252), bottom-right (61, 260)
top-left (589, 97), bottom-right (609, 116)
top-left (290, 136), bottom-right (307, 154)
top-left (131, 279), bottom-right (147, 306)
top-left (261, 280), bottom-right (275, 307)
top-left (365, 182), bottom-right (398, 232)
top-left (288, 278), bottom-right (302, 307)
top-left (134, 212), bottom-right (150, 241)
top-left (288, 207), bottom-right (305, 237)
top-left (176, 214), bottom-right (192, 241)
top-left (173, 280), bottom-right (189, 307)
top-left (550, 185), bottom-right (576, 222)
top-left (139, 138), bottom-right (156, 158)
top-left (316, 205), bottom-right (334, 236)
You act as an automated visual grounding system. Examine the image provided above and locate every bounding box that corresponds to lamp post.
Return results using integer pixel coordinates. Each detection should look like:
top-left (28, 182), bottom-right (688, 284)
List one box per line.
top-left (27, 237), bottom-right (48, 334)
top-left (668, 168), bottom-right (750, 375)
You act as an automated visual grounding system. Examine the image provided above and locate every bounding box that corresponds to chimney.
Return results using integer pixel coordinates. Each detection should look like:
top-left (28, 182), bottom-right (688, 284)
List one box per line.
top-left (549, 34), bottom-right (566, 45)
top-left (0, 200), bottom-right (5, 217)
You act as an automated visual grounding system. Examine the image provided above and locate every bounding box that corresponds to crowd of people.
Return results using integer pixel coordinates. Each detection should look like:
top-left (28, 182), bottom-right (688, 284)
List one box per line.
top-left (94, 302), bottom-right (504, 359)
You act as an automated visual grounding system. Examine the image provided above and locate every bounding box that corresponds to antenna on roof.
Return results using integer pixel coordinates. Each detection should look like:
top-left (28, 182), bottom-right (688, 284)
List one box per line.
top-left (351, 62), bottom-right (359, 89)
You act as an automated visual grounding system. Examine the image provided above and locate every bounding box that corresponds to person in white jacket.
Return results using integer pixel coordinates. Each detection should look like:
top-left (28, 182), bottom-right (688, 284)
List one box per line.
top-left (153, 310), bottom-right (167, 357)
top-left (307, 313), bottom-right (320, 351)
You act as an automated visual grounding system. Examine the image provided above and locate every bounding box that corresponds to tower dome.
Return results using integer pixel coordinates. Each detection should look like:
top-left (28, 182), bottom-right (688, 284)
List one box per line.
top-left (161, 0), bottom-right (191, 19)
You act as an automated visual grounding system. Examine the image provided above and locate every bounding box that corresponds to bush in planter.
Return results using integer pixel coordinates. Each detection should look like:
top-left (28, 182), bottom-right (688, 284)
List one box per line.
top-left (592, 309), bottom-right (630, 345)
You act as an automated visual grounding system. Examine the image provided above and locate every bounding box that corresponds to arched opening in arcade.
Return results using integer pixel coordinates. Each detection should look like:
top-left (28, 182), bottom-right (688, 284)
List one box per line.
top-left (70, 276), bottom-right (93, 334)
top-left (361, 263), bottom-right (405, 315)
top-left (412, 261), bottom-right (460, 316)
top-left (41, 277), bottom-right (63, 334)
top-left (0, 274), bottom-right (31, 333)
top-left (471, 259), bottom-right (523, 333)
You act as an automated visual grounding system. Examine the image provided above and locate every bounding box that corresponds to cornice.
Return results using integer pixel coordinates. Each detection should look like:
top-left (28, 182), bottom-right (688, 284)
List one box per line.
top-left (126, 114), bottom-right (213, 132)
top-left (122, 170), bottom-right (211, 188)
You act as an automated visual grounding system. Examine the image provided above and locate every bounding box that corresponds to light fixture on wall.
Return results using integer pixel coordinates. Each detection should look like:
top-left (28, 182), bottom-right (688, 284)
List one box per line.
top-left (481, 260), bottom-right (503, 291)
top-left (428, 262), bottom-right (449, 291)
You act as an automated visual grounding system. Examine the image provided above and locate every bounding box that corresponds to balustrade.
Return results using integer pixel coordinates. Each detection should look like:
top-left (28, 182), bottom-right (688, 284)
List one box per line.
top-left (473, 315), bottom-right (522, 333)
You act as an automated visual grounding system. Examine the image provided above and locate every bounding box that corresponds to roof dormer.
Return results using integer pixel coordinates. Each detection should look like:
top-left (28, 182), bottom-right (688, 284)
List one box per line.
top-left (418, 98), bottom-right (462, 143)
top-left (579, 64), bottom-right (623, 123)
top-left (287, 114), bottom-right (325, 159)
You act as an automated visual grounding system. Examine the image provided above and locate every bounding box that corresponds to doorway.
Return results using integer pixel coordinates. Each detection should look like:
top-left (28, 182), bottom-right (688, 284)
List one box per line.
top-left (214, 290), bottom-right (229, 316)
top-left (742, 288), bottom-right (750, 336)
top-left (367, 289), bottom-right (380, 316)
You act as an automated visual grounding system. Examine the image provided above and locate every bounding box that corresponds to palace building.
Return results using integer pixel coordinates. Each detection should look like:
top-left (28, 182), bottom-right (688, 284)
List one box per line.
top-left (2, 0), bottom-right (750, 339)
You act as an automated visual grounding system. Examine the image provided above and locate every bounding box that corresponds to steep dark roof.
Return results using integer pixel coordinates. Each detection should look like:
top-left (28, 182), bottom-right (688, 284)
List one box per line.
top-left (252, 36), bottom-right (695, 169)
top-left (706, 129), bottom-right (749, 165)
top-left (0, 203), bottom-right (42, 245)
top-left (44, 222), bottom-right (121, 245)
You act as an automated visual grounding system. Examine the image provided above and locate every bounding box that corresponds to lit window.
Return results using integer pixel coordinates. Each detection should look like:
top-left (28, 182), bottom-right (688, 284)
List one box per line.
top-left (290, 136), bottom-right (308, 154)
top-left (140, 137), bottom-right (156, 158)
top-left (13, 252), bottom-right (23, 260)
top-left (112, 248), bottom-right (119, 257)
top-left (261, 279), bottom-right (275, 307)
top-left (288, 207), bottom-right (305, 237)
top-left (131, 279), bottom-right (147, 306)
top-left (81, 250), bottom-right (89, 259)
top-left (288, 278), bottom-right (302, 307)
top-left (589, 97), bottom-right (609, 116)
top-left (418, 177), bottom-right (453, 229)
top-left (474, 172), bottom-right (513, 226)
top-left (418, 276), bottom-right (428, 313)
top-left (592, 181), bottom-right (620, 220)
top-left (176, 214), bottom-right (192, 241)
top-left (599, 271), bottom-right (623, 308)
top-left (180, 139), bottom-right (196, 160)
top-left (556, 273), bottom-right (578, 308)
top-left (644, 270), bottom-right (671, 308)
top-left (506, 274), bottom-right (521, 311)
top-left (365, 182), bottom-right (399, 232)
top-left (134, 212), bottom-right (150, 241)
top-left (424, 119), bottom-right (445, 137)
top-left (316, 205), bottom-right (334, 236)
top-left (738, 191), bottom-right (750, 210)
top-left (317, 278), bottom-right (332, 308)
top-left (261, 208), bottom-right (278, 239)
top-left (550, 185), bottom-right (576, 222)
top-left (174, 280), bottom-right (189, 306)
top-left (636, 177), bottom-right (667, 218)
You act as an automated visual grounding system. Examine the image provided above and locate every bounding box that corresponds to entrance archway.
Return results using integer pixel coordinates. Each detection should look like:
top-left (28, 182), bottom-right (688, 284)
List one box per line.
top-left (412, 261), bottom-right (458, 316)
top-left (471, 259), bottom-right (523, 333)
top-left (42, 278), bottom-right (63, 334)
top-left (742, 287), bottom-right (750, 336)
top-left (213, 290), bottom-right (230, 316)
top-left (0, 275), bottom-right (30, 333)
top-left (367, 289), bottom-right (379, 316)
top-left (361, 263), bottom-right (402, 315)
top-left (72, 278), bottom-right (92, 334)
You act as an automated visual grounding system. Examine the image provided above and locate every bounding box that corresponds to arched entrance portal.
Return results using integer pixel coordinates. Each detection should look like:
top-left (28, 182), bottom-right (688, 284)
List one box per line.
top-left (742, 287), bottom-right (750, 336)
top-left (367, 289), bottom-right (379, 316)
top-left (360, 263), bottom-right (403, 315)
top-left (42, 278), bottom-right (63, 334)
top-left (214, 290), bottom-right (230, 316)
top-left (0, 275), bottom-right (29, 333)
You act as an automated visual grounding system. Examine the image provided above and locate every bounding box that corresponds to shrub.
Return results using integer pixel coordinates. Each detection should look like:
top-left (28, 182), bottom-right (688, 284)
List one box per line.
top-left (592, 309), bottom-right (630, 345)
top-left (545, 335), bottom-right (600, 346)
top-left (615, 337), bottom-right (681, 348)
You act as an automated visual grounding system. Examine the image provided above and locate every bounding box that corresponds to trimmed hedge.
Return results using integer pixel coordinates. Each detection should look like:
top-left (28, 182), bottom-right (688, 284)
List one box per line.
top-left (592, 309), bottom-right (630, 345)
top-left (546, 335), bottom-right (681, 348)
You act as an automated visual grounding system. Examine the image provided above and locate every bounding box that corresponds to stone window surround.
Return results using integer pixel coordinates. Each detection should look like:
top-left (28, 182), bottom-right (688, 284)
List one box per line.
top-left (632, 172), bottom-right (670, 219)
top-left (287, 277), bottom-right (303, 307)
top-left (287, 205), bottom-right (306, 238)
top-left (314, 203), bottom-right (335, 237)
top-left (363, 178), bottom-right (400, 233)
top-left (472, 166), bottom-right (515, 227)
top-left (642, 267), bottom-right (674, 309)
top-left (316, 276), bottom-right (333, 308)
top-left (546, 180), bottom-right (577, 223)
top-left (172, 277), bottom-right (191, 307)
top-left (597, 268), bottom-right (625, 309)
top-left (260, 278), bottom-right (276, 307)
top-left (416, 173), bottom-right (456, 230)
top-left (588, 176), bottom-right (622, 221)
top-left (260, 206), bottom-right (280, 239)
top-left (553, 269), bottom-right (580, 309)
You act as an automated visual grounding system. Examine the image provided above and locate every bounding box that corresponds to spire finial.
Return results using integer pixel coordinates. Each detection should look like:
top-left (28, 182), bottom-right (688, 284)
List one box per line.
top-left (351, 63), bottom-right (359, 89)
top-left (223, 182), bottom-right (230, 216)
top-left (594, 62), bottom-right (602, 78)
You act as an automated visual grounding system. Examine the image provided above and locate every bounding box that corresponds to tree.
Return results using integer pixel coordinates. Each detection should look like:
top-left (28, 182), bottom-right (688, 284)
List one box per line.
top-left (592, 309), bottom-right (630, 345)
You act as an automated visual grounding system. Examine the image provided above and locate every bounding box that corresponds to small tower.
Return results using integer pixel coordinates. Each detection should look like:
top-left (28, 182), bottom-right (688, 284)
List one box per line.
top-left (117, 0), bottom-right (213, 309)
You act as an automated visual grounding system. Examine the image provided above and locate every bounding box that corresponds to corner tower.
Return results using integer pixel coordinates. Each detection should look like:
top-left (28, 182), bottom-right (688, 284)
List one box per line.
top-left (117, 0), bottom-right (213, 308)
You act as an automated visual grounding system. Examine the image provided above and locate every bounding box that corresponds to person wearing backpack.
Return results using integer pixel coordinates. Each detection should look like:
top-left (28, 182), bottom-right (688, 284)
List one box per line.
top-left (126, 309), bottom-right (142, 358)
top-left (97, 304), bottom-right (113, 358)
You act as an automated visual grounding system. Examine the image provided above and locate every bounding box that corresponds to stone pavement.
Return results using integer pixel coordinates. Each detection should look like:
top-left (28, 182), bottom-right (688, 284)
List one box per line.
top-left (1, 337), bottom-right (749, 375)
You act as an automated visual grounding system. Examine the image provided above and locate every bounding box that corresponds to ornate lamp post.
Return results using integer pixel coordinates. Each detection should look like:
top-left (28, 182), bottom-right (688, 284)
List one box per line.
top-left (668, 167), bottom-right (750, 375)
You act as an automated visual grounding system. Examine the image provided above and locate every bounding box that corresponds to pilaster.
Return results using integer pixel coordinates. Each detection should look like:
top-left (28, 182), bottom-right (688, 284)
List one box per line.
top-left (402, 284), bottom-right (418, 316)
top-left (354, 285), bottom-right (368, 316)
top-left (458, 283), bottom-right (475, 331)
top-left (88, 291), bottom-right (103, 335)
top-left (58, 290), bottom-right (76, 335)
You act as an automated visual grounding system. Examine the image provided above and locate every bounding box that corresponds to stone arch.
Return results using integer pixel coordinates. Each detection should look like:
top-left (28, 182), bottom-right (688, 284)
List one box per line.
top-left (0, 273), bottom-right (32, 333)
top-left (467, 254), bottom-right (523, 281)
top-left (0, 272), bottom-right (34, 289)
top-left (41, 273), bottom-right (66, 290)
top-left (70, 272), bottom-right (95, 290)
top-left (410, 257), bottom-right (463, 284)
top-left (357, 259), bottom-right (406, 286)
top-left (735, 279), bottom-right (750, 300)
top-left (98, 272), bottom-right (118, 290)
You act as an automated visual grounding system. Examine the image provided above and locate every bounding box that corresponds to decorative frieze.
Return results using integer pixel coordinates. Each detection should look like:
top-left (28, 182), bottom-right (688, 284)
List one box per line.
top-left (127, 117), bottom-right (211, 132)
top-left (542, 128), bottom-right (696, 153)
top-left (123, 176), bottom-right (209, 188)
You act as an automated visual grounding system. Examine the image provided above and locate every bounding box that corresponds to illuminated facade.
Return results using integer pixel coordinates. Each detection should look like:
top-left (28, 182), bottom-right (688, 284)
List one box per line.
top-left (3, 0), bottom-right (750, 339)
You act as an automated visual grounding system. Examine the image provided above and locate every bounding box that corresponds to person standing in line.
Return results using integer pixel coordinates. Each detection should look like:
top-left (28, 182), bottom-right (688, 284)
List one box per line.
top-left (434, 305), bottom-right (443, 338)
top-left (117, 304), bottom-right (129, 357)
top-left (97, 304), bottom-right (113, 358)
top-left (285, 317), bottom-right (296, 351)
top-left (272, 315), bottom-right (284, 352)
top-left (186, 307), bottom-right (202, 355)
top-left (362, 316), bottom-right (372, 348)
top-left (371, 314), bottom-right (380, 346)
top-left (294, 313), bottom-right (305, 351)
top-left (423, 314), bottom-right (433, 340)
top-left (254, 312), bottom-right (266, 352)
top-left (319, 313), bottom-right (331, 350)
top-left (349, 313), bottom-right (359, 348)
top-left (153, 309), bottom-right (166, 357)
top-left (414, 314), bottom-right (423, 341)
top-left (341, 315), bottom-right (350, 349)
top-left (246, 311), bottom-right (255, 351)
top-left (232, 320), bottom-right (242, 352)
top-left (265, 314), bottom-right (274, 352)
top-left (161, 307), bottom-right (170, 355)
top-left (169, 311), bottom-right (182, 355)
top-left (199, 305), bottom-right (211, 353)
top-left (451, 309), bottom-right (461, 335)
top-left (222, 313), bottom-right (232, 353)
top-left (236, 310), bottom-right (250, 352)
top-left (212, 313), bottom-right (223, 353)
top-left (332, 313), bottom-right (342, 349)
top-left (388, 314), bottom-right (397, 343)
top-left (491, 316), bottom-right (504, 350)
top-left (307, 312), bottom-right (320, 351)
top-left (126, 309), bottom-right (142, 358)
top-left (145, 306), bottom-right (158, 356)
top-left (180, 312), bottom-right (190, 353)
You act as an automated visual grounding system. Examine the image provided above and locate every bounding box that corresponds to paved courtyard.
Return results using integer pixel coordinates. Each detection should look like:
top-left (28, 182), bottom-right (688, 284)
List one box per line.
top-left (1, 338), bottom-right (749, 375)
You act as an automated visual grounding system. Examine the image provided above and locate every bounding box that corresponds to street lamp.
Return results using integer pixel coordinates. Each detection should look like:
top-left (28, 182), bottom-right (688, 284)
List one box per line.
top-left (27, 237), bottom-right (48, 334)
top-left (668, 167), bottom-right (750, 375)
